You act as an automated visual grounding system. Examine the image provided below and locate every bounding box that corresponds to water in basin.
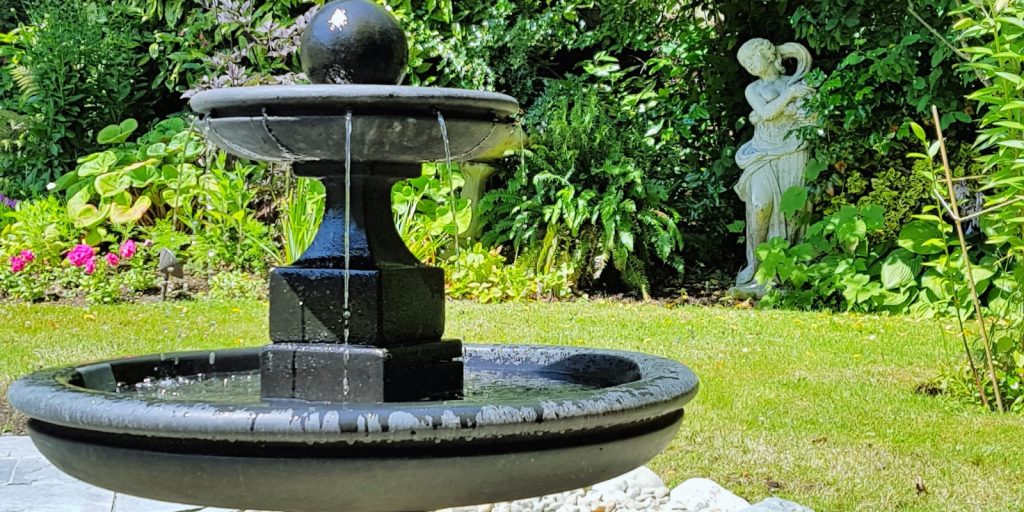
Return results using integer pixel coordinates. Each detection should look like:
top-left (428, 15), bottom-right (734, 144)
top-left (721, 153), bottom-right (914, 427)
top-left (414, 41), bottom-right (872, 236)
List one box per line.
top-left (115, 369), bottom-right (598, 405)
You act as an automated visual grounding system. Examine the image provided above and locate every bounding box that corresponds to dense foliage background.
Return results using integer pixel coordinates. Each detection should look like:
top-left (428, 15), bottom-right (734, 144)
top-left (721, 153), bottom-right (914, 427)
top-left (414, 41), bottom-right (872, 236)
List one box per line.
top-left (0, 0), bottom-right (1021, 409)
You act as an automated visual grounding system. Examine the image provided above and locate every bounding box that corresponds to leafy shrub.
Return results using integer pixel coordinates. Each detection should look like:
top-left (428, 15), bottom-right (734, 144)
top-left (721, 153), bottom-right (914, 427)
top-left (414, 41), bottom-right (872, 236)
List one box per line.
top-left (819, 160), bottom-right (936, 244)
top-left (753, 197), bottom-right (1005, 317)
top-left (142, 0), bottom-right (314, 96)
top-left (0, 236), bottom-right (157, 303)
top-left (278, 175), bottom-right (325, 264)
top-left (183, 154), bottom-right (279, 274)
top-left (55, 117), bottom-right (204, 235)
top-left (926, 0), bottom-right (1024, 411)
top-left (392, 164), bottom-right (470, 265)
top-left (482, 82), bottom-right (684, 298)
top-left (388, 164), bottom-right (576, 301)
top-left (54, 117), bottom-right (279, 273)
top-left (756, 204), bottom-right (915, 312)
top-left (0, 0), bottom-right (151, 195)
top-left (0, 195), bottom-right (78, 267)
top-left (206, 270), bottom-right (267, 300)
top-left (442, 243), bottom-right (574, 303)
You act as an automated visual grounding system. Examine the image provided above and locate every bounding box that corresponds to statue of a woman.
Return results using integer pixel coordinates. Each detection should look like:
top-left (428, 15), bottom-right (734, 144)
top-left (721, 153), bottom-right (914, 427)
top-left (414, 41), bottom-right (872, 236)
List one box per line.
top-left (731, 38), bottom-right (815, 297)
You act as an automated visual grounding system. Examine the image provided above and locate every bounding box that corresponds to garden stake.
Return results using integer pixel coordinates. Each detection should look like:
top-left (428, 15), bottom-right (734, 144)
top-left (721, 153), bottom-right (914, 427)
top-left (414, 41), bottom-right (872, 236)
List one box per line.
top-left (931, 105), bottom-right (1005, 412)
top-left (943, 257), bottom-right (991, 410)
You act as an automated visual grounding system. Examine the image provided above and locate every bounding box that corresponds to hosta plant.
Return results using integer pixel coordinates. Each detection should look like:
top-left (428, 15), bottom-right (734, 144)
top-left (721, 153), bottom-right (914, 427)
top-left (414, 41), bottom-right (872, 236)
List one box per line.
top-left (54, 117), bottom-right (205, 235)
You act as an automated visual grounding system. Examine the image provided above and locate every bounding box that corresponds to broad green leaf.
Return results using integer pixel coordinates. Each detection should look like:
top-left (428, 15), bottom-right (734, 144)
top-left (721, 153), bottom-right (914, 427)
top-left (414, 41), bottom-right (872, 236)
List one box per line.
top-left (789, 242), bottom-right (817, 260)
top-left (129, 164), bottom-right (160, 188)
top-left (109, 195), bottom-right (152, 224)
top-left (921, 270), bottom-right (951, 299)
top-left (120, 158), bottom-right (159, 174)
top-left (861, 204), bottom-right (885, 231)
top-left (67, 186), bottom-right (91, 217)
top-left (644, 120), bottom-right (665, 138)
top-left (77, 151), bottom-right (118, 176)
top-left (96, 119), bottom-right (138, 145)
top-left (71, 203), bottom-right (109, 229)
top-left (910, 122), bottom-right (927, 143)
top-left (53, 170), bottom-right (81, 191)
top-left (996, 336), bottom-right (1015, 354)
top-left (968, 264), bottom-right (996, 285)
top-left (804, 158), bottom-right (827, 181)
top-left (155, 117), bottom-right (186, 132)
top-left (995, 71), bottom-right (1023, 86)
top-left (94, 172), bottom-right (130, 198)
top-left (780, 186), bottom-right (808, 217)
top-left (147, 143), bottom-right (168, 157)
top-left (84, 227), bottom-right (104, 247)
top-left (836, 217), bottom-right (867, 253)
top-left (881, 289), bottom-right (912, 308)
top-left (994, 120), bottom-right (1024, 130)
top-left (898, 220), bottom-right (946, 255)
top-left (880, 249), bottom-right (918, 290)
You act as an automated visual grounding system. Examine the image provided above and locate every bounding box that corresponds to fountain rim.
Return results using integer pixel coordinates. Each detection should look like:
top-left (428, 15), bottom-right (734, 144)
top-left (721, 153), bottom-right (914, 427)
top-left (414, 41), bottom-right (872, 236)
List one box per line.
top-left (8, 344), bottom-right (698, 445)
top-left (189, 84), bottom-right (520, 119)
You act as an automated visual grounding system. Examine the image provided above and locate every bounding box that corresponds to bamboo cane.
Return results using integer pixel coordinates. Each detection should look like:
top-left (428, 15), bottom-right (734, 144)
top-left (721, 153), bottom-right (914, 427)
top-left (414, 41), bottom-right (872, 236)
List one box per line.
top-left (931, 105), bottom-right (1005, 412)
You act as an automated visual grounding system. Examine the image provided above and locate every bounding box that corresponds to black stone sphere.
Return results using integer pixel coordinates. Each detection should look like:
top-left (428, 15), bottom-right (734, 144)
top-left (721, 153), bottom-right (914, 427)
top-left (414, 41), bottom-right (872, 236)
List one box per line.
top-left (300, 0), bottom-right (408, 85)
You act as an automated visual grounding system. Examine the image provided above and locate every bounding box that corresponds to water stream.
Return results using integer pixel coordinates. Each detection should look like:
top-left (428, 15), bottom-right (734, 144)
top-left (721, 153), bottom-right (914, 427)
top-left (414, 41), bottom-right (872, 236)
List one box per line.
top-left (342, 110), bottom-right (353, 395)
top-left (436, 111), bottom-right (460, 258)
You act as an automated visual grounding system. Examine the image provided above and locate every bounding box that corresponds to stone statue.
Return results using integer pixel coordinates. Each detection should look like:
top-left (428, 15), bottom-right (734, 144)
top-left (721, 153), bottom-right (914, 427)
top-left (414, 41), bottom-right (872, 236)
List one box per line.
top-left (730, 38), bottom-right (815, 298)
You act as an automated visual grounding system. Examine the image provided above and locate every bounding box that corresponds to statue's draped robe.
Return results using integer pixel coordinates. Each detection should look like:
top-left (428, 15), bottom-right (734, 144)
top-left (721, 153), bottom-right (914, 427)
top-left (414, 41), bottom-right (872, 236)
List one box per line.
top-left (734, 100), bottom-right (811, 286)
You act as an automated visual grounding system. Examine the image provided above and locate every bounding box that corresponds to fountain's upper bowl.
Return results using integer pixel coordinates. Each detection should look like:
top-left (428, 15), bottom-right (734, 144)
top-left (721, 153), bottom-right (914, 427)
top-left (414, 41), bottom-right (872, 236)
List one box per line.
top-left (189, 84), bottom-right (520, 165)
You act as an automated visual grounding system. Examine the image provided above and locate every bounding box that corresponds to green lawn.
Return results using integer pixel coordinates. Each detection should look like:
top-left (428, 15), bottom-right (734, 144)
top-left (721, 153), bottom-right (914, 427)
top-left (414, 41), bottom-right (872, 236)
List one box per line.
top-left (1, 300), bottom-right (1021, 511)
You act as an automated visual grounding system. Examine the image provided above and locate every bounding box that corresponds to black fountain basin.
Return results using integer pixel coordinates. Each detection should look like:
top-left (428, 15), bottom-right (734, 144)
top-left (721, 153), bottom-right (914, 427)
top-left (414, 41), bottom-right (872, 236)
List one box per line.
top-left (190, 85), bottom-right (521, 164)
top-left (9, 344), bottom-right (698, 512)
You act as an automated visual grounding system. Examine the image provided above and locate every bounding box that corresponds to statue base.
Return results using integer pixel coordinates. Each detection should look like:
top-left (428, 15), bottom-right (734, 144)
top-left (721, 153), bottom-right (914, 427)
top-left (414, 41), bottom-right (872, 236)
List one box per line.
top-left (727, 283), bottom-right (766, 300)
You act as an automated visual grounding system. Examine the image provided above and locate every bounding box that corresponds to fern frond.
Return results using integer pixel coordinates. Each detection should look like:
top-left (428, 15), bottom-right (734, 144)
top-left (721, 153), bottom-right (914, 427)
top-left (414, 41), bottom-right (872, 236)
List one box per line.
top-left (10, 65), bottom-right (39, 100)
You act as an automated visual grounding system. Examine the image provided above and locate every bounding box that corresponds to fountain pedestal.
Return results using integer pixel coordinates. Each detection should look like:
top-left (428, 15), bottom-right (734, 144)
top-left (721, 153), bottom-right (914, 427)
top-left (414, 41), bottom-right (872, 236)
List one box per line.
top-left (264, 162), bottom-right (462, 402)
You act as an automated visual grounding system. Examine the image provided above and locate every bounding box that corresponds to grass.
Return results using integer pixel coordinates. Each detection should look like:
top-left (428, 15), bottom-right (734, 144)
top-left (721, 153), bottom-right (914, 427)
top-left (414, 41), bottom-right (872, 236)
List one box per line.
top-left (1, 299), bottom-right (1022, 511)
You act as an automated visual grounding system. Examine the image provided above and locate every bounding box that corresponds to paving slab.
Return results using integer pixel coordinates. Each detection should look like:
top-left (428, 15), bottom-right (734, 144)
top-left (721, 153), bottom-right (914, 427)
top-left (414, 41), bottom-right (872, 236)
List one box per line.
top-left (0, 436), bottom-right (249, 512)
top-left (0, 477), bottom-right (115, 512)
top-left (0, 459), bottom-right (15, 485)
top-left (112, 493), bottom-right (209, 512)
top-left (8, 457), bottom-right (69, 486)
top-left (0, 437), bottom-right (38, 459)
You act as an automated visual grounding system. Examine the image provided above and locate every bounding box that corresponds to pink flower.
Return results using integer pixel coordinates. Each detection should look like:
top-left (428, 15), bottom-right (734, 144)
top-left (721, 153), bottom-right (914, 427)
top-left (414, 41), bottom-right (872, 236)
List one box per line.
top-left (105, 253), bottom-right (120, 267)
top-left (9, 256), bottom-right (26, 273)
top-left (67, 244), bottom-right (95, 267)
top-left (19, 249), bottom-right (34, 262)
top-left (84, 258), bottom-right (96, 275)
top-left (119, 239), bottom-right (137, 259)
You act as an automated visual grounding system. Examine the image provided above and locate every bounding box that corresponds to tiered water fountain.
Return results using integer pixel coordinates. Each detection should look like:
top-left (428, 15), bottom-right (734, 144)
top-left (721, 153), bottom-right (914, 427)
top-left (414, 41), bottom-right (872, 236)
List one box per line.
top-left (8, 2), bottom-right (699, 511)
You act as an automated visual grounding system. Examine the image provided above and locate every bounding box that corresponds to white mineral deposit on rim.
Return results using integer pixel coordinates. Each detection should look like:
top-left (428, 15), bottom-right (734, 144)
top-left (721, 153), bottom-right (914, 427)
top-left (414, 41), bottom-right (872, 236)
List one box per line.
top-left (474, 405), bottom-right (538, 426)
top-left (440, 410), bottom-right (461, 429)
top-left (356, 413), bottom-right (382, 433)
top-left (384, 411), bottom-right (422, 431)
